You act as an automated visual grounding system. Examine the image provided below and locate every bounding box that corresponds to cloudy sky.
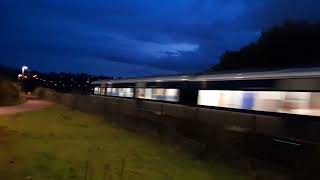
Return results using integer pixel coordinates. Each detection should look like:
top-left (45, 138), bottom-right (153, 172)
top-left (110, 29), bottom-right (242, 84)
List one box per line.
top-left (1, 0), bottom-right (320, 77)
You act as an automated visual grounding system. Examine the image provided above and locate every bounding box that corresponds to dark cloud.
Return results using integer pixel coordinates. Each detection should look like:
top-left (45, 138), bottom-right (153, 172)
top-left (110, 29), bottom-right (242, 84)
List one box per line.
top-left (1, 0), bottom-right (320, 77)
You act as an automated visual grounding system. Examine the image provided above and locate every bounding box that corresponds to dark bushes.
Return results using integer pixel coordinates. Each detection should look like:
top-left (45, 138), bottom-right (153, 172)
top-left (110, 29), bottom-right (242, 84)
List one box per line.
top-left (0, 81), bottom-right (23, 106)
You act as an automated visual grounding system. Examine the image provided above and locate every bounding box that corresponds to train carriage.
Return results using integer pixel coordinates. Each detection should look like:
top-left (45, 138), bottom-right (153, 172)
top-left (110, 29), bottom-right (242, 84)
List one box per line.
top-left (90, 68), bottom-right (320, 169)
top-left (91, 68), bottom-right (320, 118)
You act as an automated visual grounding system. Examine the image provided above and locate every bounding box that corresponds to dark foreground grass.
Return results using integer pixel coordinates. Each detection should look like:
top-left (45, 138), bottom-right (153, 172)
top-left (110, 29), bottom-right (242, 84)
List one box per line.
top-left (0, 105), bottom-right (249, 180)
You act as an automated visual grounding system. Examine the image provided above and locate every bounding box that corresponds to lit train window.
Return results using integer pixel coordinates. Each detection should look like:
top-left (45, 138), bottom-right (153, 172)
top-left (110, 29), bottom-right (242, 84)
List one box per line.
top-left (106, 88), bottom-right (112, 95)
top-left (118, 88), bottom-right (134, 97)
top-left (106, 88), bottom-right (134, 97)
top-left (111, 88), bottom-right (117, 96)
top-left (198, 90), bottom-right (320, 117)
top-left (136, 88), bottom-right (179, 102)
top-left (165, 89), bottom-right (179, 102)
top-left (145, 88), bottom-right (152, 99)
top-left (100, 88), bottom-right (106, 95)
top-left (94, 87), bottom-right (100, 95)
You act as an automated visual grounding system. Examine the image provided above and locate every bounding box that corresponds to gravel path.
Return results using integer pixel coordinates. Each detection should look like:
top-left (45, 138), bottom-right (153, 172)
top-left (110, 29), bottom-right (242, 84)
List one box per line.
top-left (0, 100), bottom-right (51, 115)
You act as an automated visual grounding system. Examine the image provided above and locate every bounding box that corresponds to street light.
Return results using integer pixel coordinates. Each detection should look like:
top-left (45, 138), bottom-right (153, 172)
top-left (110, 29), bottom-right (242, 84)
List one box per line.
top-left (22, 66), bottom-right (28, 76)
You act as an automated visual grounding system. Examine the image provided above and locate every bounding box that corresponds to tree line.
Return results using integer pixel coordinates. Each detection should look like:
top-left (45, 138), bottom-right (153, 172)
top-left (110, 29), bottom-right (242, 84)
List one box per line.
top-left (212, 22), bottom-right (320, 72)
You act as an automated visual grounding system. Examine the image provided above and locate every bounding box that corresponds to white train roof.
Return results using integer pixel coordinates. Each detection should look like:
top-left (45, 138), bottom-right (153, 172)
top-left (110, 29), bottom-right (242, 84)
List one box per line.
top-left (91, 68), bottom-right (320, 85)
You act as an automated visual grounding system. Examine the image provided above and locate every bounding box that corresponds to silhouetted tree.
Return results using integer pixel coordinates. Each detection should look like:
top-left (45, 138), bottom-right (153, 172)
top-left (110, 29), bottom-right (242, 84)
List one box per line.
top-left (212, 22), bottom-right (320, 71)
top-left (0, 65), bottom-right (19, 81)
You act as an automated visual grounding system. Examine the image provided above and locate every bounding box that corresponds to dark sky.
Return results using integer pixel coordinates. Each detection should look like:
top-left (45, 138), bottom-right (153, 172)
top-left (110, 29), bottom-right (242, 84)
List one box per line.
top-left (1, 0), bottom-right (320, 77)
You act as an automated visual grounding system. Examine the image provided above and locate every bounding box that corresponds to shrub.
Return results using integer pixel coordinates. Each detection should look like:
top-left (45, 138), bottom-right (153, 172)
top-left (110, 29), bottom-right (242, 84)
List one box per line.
top-left (0, 81), bottom-right (23, 106)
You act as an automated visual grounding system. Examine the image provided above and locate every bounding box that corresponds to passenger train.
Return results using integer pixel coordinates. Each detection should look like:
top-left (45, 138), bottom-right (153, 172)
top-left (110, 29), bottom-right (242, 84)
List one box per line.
top-left (91, 68), bottom-right (320, 118)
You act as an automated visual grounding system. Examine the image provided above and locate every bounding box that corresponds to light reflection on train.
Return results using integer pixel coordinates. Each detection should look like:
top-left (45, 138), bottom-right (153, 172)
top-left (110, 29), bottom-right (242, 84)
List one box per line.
top-left (198, 90), bottom-right (320, 117)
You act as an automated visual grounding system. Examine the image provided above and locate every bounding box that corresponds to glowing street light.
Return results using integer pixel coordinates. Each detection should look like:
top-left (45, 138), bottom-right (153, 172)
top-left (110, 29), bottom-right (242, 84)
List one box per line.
top-left (22, 66), bottom-right (28, 76)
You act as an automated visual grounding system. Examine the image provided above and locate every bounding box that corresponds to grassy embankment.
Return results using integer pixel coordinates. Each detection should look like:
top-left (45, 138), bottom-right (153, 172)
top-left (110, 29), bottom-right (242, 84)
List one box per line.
top-left (0, 105), bottom-right (249, 180)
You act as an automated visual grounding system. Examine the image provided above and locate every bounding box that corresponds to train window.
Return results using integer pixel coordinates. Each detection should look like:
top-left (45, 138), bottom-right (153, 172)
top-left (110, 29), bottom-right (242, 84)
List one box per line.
top-left (165, 89), bottom-right (179, 102)
top-left (136, 88), bottom-right (179, 102)
top-left (198, 90), bottom-right (320, 117)
top-left (100, 88), bottom-right (106, 95)
top-left (106, 88), bottom-right (134, 97)
top-left (106, 88), bottom-right (112, 95)
top-left (94, 87), bottom-right (100, 95)
top-left (118, 88), bottom-right (134, 97)
top-left (145, 88), bottom-right (152, 99)
top-left (111, 88), bottom-right (118, 96)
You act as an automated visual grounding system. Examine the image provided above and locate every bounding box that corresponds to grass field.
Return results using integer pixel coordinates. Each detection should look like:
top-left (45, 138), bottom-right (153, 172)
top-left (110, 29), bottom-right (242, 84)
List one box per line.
top-left (0, 105), bottom-right (249, 180)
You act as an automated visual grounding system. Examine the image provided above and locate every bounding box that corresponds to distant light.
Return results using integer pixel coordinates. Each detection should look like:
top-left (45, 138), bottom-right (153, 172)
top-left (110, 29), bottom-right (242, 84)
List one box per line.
top-left (155, 80), bottom-right (163, 82)
top-left (181, 78), bottom-right (188, 81)
top-left (54, 84), bottom-right (57, 86)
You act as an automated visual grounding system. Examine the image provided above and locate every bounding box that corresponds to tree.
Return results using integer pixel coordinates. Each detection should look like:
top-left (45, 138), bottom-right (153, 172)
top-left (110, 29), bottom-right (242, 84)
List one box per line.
top-left (212, 22), bottom-right (320, 71)
top-left (0, 81), bottom-right (22, 106)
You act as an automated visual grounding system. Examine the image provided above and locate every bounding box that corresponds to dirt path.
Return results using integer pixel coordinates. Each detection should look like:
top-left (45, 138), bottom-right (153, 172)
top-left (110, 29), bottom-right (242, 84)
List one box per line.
top-left (0, 100), bottom-right (51, 115)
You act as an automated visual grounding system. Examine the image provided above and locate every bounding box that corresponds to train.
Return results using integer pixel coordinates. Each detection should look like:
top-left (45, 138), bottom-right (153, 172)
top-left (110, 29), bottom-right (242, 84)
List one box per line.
top-left (91, 68), bottom-right (320, 118)
top-left (89, 68), bottom-right (320, 168)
